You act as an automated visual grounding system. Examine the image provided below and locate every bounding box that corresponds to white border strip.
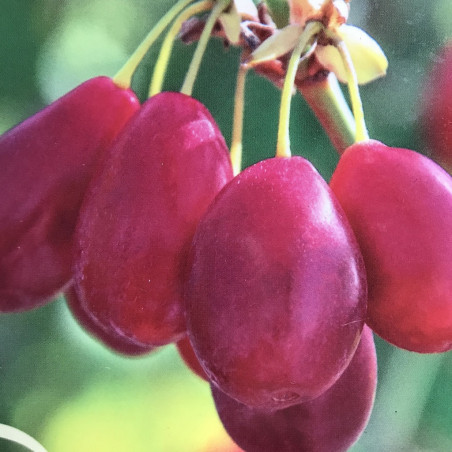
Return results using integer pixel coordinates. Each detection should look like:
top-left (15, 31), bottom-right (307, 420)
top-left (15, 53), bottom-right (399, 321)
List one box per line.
top-left (0, 424), bottom-right (48, 452)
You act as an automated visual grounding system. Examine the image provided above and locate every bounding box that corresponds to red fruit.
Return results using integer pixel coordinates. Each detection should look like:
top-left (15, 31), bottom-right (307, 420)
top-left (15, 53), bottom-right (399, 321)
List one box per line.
top-left (211, 325), bottom-right (377, 452)
top-left (176, 335), bottom-right (209, 381)
top-left (330, 139), bottom-right (452, 352)
top-left (65, 288), bottom-right (154, 356)
top-left (0, 77), bottom-right (139, 312)
top-left (421, 41), bottom-right (452, 171)
top-left (73, 92), bottom-right (233, 347)
top-left (185, 156), bottom-right (367, 411)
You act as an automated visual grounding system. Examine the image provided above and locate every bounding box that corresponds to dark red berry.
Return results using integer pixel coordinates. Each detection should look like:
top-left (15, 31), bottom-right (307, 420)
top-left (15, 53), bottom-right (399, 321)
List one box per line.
top-left (65, 288), bottom-right (154, 356)
top-left (211, 325), bottom-right (377, 452)
top-left (185, 156), bottom-right (367, 410)
top-left (73, 92), bottom-right (233, 347)
top-left (0, 77), bottom-right (139, 312)
top-left (330, 139), bottom-right (452, 352)
top-left (176, 335), bottom-right (209, 381)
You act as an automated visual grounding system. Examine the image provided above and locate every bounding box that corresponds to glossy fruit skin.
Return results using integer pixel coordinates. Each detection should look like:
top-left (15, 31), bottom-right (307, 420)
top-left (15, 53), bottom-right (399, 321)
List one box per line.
top-left (73, 92), bottom-right (233, 347)
top-left (176, 335), bottom-right (209, 381)
top-left (211, 325), bottom-right (377, 452)
top-left (65, 288), bottom-right (154, 356)
top-left (421, 41), bottom-right (452, 171)
top-left (330, 139), bottom-right (452, 353)
top-left (185, 156), bottom-right (367, 411)
top-left (0, 77), bottom-right (140, 312)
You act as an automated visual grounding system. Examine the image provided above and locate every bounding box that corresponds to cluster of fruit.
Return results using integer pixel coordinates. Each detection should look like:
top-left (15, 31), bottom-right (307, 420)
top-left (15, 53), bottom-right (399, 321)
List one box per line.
top-left (1, 1), bottom-right (452, 451)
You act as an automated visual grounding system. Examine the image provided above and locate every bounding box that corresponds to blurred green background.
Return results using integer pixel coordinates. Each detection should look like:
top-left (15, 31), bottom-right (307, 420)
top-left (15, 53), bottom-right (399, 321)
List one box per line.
top-left (0, 1), bottom-right (451, 451)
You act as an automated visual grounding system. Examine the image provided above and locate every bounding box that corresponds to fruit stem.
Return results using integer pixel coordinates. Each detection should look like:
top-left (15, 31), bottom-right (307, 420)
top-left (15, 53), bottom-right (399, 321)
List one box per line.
top-left (276, 21), bottom-right (322, 159)
top-left (230, 62), bottom-right (248, 175)
top-left (180, 0), bottom-right (232, 96)
top-left (113, 0), bottom-right (195, 89)
top-left (298, 72), bottom-right (356, 155)
top-left (149, 0), bottom-right (214, 97)
top-left (334, 37), bottom-right (369, 142)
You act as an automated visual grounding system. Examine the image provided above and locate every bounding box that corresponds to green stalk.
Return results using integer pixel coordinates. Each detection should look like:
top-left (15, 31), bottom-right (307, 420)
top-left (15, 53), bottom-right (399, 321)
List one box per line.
top-left (180, 0), bottom-right (231, 96)
top-left (230, 63), bottom-right (248, 175)
top-left (113, 0), bottom-right (195, 89)
top-left (335, 38), bottom-right (369, 142)
top-left (276, 21), bottom-right (323, 158)
top-left (149, 0), bottom-right (214, 96)
top-left (298, 72), bottom-right (356, 155)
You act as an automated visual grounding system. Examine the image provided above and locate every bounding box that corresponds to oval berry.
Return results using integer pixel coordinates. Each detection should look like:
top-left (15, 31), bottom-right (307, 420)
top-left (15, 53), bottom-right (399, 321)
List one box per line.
top-left (65, 288), bottom-right (154, 356)
top-left (330, 139), bottom-right (452, 352)
top-left (185, 156), bottom-right (367, 410)
top-left (73, 92), bottom-right (233, 346)
top-left (176, 335), bottom-right (209, 381)
top-left (212, 325), bottom-right (377, 452)
top-left (0, 77), bottom-right (139, 311)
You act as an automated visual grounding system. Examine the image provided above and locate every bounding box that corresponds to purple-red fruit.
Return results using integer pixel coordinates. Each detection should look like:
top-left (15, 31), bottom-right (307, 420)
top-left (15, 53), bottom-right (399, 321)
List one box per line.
top-left (330, 139), bottom-right (452, 352)
top-left (177, 335), bottom-right (209, 381)
top-left (185, 156), bottom-right (367, 411)
top-left (0, 77), bottom-right (139, 312)
top-left (421, 41), bottom-right (452, 172)
top-left (65, 288), bottom-right (154, 356)
top-left (212, 325), bottom-right (377, 452)
top-left (73, 92), bottom-right (233, 347)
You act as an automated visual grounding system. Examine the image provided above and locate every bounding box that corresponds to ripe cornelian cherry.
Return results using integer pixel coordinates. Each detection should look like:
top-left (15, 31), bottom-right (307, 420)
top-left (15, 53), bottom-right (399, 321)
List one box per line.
top-left (73, 91), bottom-right (233, 347)
top-left (330, 139), bottom-right (452, 353)
top-left (185, 156), bottom-right (367, 411)
top-left (65, 288), bottom-right (154, 356)
top-left (0, 77), bottom-right (139, 312)
top-left (421, 41), bottom-right (452, 172)
top-left (176, 335), bottom-right (209, 381)
top-left (212, 325), bottom-right (377, 452)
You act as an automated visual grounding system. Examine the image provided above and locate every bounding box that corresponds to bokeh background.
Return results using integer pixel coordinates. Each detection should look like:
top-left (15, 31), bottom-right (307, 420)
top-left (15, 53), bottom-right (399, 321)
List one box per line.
top-left (1, 1), bottom-right (451, 450)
